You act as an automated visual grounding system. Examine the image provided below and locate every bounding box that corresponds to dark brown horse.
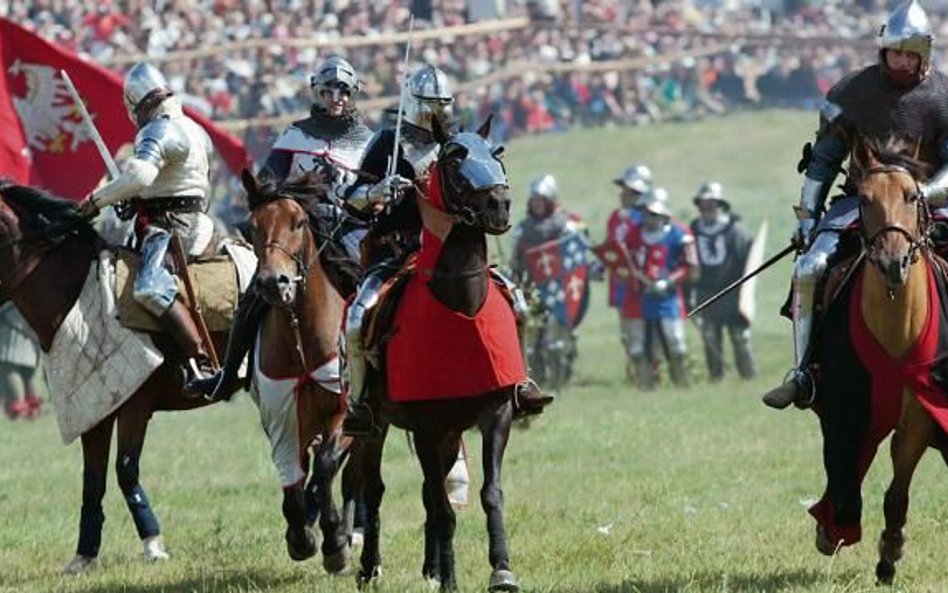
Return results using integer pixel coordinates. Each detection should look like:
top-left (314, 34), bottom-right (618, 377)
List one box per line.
top-left (240, 170), bottom-right (358, 572)
top-left (354, 119), bottom-right (523, 592)
top-left (0, 180), bottom-right (227, 573)
top-left (808, 139), bottom-right (948, 585)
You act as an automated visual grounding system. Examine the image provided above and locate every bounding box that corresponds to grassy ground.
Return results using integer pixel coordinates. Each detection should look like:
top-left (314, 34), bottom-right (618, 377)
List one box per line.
top-left (3, 110), bottom-right (948, 592)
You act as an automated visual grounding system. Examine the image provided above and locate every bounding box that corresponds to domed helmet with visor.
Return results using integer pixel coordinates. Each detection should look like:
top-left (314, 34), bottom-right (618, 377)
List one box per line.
top-left (403, 65), bottom-right (454, 131)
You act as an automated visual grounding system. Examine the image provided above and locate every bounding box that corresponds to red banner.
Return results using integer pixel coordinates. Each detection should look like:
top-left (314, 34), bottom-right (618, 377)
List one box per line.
top-left (0, 17), bottom-right (250, 201)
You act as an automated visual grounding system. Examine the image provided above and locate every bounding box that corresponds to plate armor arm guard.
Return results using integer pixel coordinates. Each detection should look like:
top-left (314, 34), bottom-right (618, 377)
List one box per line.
top-left (920, 137), bottom-right (948, 206)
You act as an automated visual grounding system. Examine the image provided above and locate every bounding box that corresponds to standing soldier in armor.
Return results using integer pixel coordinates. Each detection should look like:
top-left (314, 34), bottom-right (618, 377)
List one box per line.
top-left (342, 65), bottom-right (552, 437)
top-left (622, 188), bottom-right (699, 389)
top-left (510, 174), bottom-right (591, 388)
top-left (607, 164), bottom-right (652, 380)
top-left (763, 0), bottom-right (948, 409)
top-left (689, 181), bottom-right (756, 382)
top-left (188, 56), bottom-right (374, 400)
top-left (79, 62), bottom-right (216, 386)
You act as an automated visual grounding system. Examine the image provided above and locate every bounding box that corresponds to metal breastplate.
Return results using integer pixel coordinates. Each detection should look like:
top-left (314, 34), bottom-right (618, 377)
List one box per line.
top-left (140, 115), bottom-right (210, 200)
top-left (400, 128), bottom-right (439, 178)
top-left (829, 66), bottom-right (948, 170)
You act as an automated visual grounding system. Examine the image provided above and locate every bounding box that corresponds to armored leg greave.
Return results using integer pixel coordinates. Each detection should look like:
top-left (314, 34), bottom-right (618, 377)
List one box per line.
top-left (344, 272), bottom-right (385, 407)
top-left (791, 231), bottom-right (838, 368)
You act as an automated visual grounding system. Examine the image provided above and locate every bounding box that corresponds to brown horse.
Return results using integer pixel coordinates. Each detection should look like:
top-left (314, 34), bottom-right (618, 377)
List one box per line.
top-left (240, 170), bottom-right (358, 572)
top-left (0, 180), bottom-right (227, 573)
top-left (354, 118), bottom-right (523, 592)
top-left (807, 138), bottom-right (948, 585)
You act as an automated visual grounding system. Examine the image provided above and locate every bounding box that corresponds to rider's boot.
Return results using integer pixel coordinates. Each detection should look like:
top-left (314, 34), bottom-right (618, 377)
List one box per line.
top-left (185, 285), bottom-right (265, 401)
top-left (513, 378), bottom-right (553, 419)
top-left (159, 300), bottom-right (215, 391)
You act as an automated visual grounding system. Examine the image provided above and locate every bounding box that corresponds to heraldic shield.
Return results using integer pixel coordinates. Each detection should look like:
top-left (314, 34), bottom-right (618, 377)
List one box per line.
top-left (525, 232), bottom-right (590, 329)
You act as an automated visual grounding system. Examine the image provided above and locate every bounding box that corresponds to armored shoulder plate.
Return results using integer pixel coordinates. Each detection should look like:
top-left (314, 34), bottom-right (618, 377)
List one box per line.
top-left (134, 118), bottom-right (189, 167)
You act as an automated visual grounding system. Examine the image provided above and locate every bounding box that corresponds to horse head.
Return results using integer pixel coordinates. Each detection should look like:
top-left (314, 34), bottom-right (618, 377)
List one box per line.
top-left (851, 137), bottom-right (932, 291)
top-left (431, 115), bottom-right (511, 235)
top-left (241, 169), bottom-right (327, 307)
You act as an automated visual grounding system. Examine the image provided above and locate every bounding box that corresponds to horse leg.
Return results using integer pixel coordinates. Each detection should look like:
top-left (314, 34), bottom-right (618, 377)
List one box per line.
top-left (421, 435), bottom-right (462, 585)
top-left (357, 425), bottom-right (388, 587)
top-left (479, 397), bottom-right (519, 593)
top-left (340, 446), bottom-right (363, 547)
top-left (65, 417), bottom-right (115, 574)
top-left (115, 394), bottom-right (167, 563)
top-left (876, 393), bottom-right (934, 585)
top-left (314, 431), bottom-right (350, 574)
top-left (415, 429), bottom-right (458, 592)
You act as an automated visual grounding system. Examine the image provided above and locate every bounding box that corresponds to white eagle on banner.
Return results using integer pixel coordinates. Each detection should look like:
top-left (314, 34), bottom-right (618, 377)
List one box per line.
top-left (9, 59), bottom-right (93, 157)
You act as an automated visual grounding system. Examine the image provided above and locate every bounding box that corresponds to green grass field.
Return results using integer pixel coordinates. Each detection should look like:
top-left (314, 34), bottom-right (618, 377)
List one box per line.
top-left (4, 110), bottom-right (948, 592)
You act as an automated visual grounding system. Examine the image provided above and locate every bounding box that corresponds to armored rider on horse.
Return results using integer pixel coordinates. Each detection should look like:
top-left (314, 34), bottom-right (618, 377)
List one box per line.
top-left (341, 65), bottom-right (553, 437)
top-left (78, 62), bottom-right (216, 388)
top-left (188, 55), bottom-right (373, 401)
top-left (763, 0), bottom-right (948, 410)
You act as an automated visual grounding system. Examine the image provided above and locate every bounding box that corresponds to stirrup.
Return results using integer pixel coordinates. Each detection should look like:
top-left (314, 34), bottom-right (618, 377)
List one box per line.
top-left (793, 368), bottom-right (817, 409)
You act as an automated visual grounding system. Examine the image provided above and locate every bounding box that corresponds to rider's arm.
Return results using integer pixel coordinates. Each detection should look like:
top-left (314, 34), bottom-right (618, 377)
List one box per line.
top-left (798, 100), bottom-right (849, 220)
top-left (89, 119), bottom-right (187, 208)
top-left (920, 136), bottom-right (948, 205)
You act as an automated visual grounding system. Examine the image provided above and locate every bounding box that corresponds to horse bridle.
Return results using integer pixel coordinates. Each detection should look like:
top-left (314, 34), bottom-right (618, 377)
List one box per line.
top-left (257, 198), bottom-right (335, 373)
top-left (858, 164), bottom-right (931, 264)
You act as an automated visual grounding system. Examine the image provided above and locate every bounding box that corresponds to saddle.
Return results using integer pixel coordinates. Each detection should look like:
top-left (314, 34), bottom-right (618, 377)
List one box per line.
top-left (113, 248), bottom-right (240, 333)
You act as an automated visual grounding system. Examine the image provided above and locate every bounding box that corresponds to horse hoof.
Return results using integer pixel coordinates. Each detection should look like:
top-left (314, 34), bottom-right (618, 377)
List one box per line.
top-left (357, 565), bottom-right (382, 589)
top-left (63, 554), bottom-right (98, 575)
top-left (488, 568), bottom-right (520, 592)
top-left (876, 560), bottom-right (896, 585)
top-left (286, 526), bottom-right (317, 562)
top-left (815, 524), bottom-right (838, 556)
top-left (323, 546), bottom-right (350, 574)
top-left (143, 535), bottom-right (170, 562)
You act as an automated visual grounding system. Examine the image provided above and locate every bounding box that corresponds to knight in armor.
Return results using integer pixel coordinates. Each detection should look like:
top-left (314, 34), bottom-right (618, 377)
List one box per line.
top-left (607, 164), bottom-right (653, 380)
top-left (510, 174), bottom-right (592, 386)
top-left (763, 0), bottom-right (948, 409)
top-left (689, 182), bottom-right (756, 382)
top-left (621, 188), bottom-right (699, 389)
top-left (341, 65), bottom-right (552, 437)
top-left (78, 62), bottom-right (216, 387)
top-left (188, 55), bottom-right (373, 401)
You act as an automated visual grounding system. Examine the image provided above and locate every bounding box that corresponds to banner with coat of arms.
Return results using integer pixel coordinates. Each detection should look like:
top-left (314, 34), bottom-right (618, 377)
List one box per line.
top-left (0, 17), bottom-right (250, 200)
top-left (525, 232), bottom-right (590, 329)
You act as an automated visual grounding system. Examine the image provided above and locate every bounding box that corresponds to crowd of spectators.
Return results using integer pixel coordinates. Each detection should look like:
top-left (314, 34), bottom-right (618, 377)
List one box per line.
top-left (7, 1), bottom-right (948, 160)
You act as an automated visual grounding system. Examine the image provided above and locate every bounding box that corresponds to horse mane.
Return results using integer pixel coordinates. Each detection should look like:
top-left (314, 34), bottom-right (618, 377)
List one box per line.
top-left (0, 179), bottom-right (95, 239)
top-left (855, 137), bottom-right (933, 181)
top-left (247, 172), bottom-right (330, 211)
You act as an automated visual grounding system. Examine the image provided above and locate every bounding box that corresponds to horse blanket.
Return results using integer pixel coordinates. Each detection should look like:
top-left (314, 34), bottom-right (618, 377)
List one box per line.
top-left (810, 260), bottom-right (948, 546)
top-left (384, 228), bottom-right (526, 402)
top-left (250, 336), bottom-right (342, 486)
top-left (45, 252), bottom-right (164, 444)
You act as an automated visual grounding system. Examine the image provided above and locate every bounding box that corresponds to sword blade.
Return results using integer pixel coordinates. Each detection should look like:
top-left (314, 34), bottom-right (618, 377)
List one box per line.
top-left (387, 14), bottom-right (415, 180)
top-left (60, 69), bottom-right (121, 180)
top-left (687, 242), bottom-right (795, 318)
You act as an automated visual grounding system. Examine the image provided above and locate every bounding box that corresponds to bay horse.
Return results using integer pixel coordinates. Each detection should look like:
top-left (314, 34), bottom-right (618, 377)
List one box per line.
top-left (240, 170), bottom-right (359, 572)
top-left (355, 118), bottom-right (524, 592)
top-left (806, 138), bottom-right (948, 585)
top-left (0, 180), bottom-right (229, 573)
